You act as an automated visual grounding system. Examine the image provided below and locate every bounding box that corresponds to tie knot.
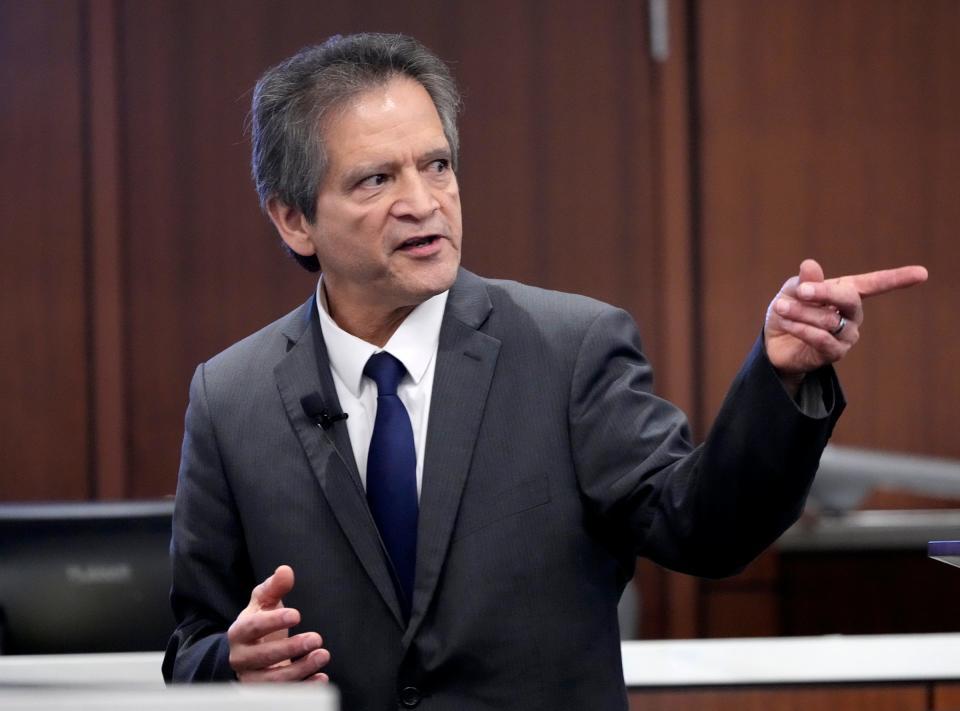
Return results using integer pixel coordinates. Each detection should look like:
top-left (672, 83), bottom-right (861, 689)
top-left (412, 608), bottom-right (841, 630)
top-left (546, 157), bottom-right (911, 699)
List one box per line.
top-left (364, 352), bottom-right (406, 396)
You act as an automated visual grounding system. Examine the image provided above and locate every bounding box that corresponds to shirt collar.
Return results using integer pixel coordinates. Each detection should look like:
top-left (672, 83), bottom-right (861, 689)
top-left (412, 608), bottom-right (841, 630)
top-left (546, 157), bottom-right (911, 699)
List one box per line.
top-left (315, 277), bottom-right (448, 397)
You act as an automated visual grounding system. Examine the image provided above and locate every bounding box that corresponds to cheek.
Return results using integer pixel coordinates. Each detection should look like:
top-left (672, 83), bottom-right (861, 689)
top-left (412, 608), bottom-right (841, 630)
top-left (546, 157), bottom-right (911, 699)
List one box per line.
top-left (441, 186), bottom-right (462, 218)
top-left (316, 215), bottom-right (380, 262)
top-left (445, 176), bottom-right (460, 201)
top-left (340, 203), bottom-right (386, 234)
top-left (352, 211), bottom-right (398, 258)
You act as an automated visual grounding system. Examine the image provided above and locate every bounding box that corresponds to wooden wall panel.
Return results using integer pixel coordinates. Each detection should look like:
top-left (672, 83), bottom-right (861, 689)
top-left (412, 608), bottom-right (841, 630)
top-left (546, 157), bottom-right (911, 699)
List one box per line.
top-left (699, 551), bottom-right (780, 638)
top-left (87, 0), bottom-right (127, 499)
top-left (117, 0), bottom-right (665, 496)
top-left (696, 0), bottom-right (960, 457)
top-left (0, 0), bottom-right (90, 500)
top-left (933, 682), bottom-right (960, 710)
top-left (118, 0), bottom-right (328, 497)
top-left (780, 550), bottom-right (960, 636)
top-left (522, 0), bottom-right (660, 337)
top-left (641, 0), bottom-right (702, 640)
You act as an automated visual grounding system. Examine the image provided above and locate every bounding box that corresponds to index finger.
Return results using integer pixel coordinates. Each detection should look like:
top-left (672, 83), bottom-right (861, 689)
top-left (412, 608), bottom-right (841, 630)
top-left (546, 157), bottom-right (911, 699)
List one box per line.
top-left (840, 265), bottom-right (928, 298)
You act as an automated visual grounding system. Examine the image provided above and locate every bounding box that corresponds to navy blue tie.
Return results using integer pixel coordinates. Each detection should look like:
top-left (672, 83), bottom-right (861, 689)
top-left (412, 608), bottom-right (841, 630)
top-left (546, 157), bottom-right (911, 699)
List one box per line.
top-left (364, 352), bottom-right (418, 619)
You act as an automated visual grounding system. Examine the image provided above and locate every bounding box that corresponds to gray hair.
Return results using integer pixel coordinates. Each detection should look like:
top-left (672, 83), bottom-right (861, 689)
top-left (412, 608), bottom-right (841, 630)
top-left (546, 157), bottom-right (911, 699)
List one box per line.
top-left (250, 33), bottom-right (462, 271)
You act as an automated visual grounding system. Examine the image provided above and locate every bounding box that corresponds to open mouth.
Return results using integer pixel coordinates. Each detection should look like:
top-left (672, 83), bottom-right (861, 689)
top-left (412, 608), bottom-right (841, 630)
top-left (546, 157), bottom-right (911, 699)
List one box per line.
top-left (398, 235), bottom-right (441, 250)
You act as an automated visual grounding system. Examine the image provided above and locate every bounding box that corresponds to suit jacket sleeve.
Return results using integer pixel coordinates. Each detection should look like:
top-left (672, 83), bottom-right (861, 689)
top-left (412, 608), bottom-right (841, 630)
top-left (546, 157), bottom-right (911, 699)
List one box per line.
top-left (162, 363), bottom-right (253, 682)
top-left (568, 306), bottom-right (843, 578)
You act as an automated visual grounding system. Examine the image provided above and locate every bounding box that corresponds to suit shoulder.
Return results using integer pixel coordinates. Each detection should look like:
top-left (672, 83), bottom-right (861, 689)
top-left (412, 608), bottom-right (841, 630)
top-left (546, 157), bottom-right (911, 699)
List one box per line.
top-left (478, 276), bottom-right (628, 339)
top-left (482, 277), bottom-right (617, 322)
top-left (201, 299), bottom-right (311, 383)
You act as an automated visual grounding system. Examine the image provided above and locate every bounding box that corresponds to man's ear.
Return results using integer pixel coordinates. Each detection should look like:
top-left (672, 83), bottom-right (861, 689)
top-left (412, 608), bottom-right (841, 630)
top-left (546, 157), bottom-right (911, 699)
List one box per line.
top-left (266, 197), bottom-right (318, 257)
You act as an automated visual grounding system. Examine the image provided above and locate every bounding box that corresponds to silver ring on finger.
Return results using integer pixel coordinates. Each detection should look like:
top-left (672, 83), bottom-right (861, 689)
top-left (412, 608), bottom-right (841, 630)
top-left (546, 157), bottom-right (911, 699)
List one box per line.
top-left (831, 314), bottom-right (846, 337)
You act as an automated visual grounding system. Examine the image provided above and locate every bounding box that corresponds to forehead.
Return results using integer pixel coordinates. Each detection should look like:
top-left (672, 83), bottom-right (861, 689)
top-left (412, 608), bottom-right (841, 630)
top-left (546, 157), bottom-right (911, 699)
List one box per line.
top-left (321, 77), bottom-right (447, 169)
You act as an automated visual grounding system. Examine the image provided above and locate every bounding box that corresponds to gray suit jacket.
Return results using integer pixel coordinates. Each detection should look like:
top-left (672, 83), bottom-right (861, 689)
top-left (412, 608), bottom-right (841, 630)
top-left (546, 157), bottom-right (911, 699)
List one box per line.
top-left (164, 269), bottom-right (843, 710)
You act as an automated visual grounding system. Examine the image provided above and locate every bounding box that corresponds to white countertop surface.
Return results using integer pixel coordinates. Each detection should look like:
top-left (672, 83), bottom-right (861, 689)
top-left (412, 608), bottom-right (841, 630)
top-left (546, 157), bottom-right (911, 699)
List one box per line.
top-left (0, 685), bottom-right (338, 711)
top-left (3, 634), bottom-right (960, 689)
top-left (621, 633), bottom-right (960, 686)
top-left (0, 651), bottom-right (164, 687)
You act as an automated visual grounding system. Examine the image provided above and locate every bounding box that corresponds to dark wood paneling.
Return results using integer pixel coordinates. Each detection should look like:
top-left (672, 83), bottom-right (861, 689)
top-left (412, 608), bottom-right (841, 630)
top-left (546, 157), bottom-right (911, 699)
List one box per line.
top-left (118, 1), bottom-right (665, 496)
top-left (452, 1), bottom-right (544, 287)
top-left (696, 0), bottom-right (960, 457)
top-left (525, 0), bottom-right (661, 340)
top-left (696, 522), bottom-right (960, 641)
top-left (700, 551), bottom-right (780, 637)
top-left (780, 550), bottom-right (960, 636)
top-left (87, 0), bottom-right (127, 498)
top-left (118, 0), bottom-right (327, 497)
top-left (933, 682), bottom-right (960, 710)
top-left (457, 0), bottom-right (664, 372)
top-left (652, 0), bottom-right (697, 416)
top-left (641, 0), bottom-right (703, 640)
top-left (0, 0), bottom-right (90, 500)
top-left (629, 684), bottom-right (929, 711)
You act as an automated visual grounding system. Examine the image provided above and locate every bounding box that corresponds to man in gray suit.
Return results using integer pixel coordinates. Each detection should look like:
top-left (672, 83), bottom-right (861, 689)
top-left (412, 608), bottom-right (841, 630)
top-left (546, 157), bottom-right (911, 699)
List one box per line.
top-left (163, 34), bottom-right (927, 709)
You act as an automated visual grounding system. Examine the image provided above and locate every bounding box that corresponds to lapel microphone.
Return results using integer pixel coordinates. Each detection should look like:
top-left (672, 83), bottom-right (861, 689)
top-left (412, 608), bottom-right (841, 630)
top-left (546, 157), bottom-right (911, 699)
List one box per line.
top-left (300, 393), bottom-right (349, 430)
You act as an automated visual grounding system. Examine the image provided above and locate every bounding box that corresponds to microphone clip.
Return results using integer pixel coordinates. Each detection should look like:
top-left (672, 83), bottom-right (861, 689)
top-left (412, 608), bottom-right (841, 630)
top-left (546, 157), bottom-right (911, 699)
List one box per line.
top-left (300, 393), bottom-right (348, 431)
top-left (317, 410), bottom-right (349, 430)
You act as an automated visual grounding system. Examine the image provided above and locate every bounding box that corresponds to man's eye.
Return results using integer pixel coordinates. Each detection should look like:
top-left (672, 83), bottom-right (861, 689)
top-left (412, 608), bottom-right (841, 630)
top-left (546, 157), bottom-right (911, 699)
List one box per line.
top-left (428, 159), bottom-right (449, 173)
top-left (359, 174), bottom-right (388, 189)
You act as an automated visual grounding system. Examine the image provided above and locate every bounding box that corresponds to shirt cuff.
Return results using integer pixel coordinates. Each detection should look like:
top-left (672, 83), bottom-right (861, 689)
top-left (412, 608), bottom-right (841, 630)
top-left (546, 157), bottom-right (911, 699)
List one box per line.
top-left (794, 371), bottom-right (829, 418)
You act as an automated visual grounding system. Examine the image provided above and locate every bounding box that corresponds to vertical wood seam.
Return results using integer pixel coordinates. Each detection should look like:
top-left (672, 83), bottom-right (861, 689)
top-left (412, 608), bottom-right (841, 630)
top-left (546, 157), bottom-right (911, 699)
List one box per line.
top-left (86, 0), bottom-right (127, 499)
top-left (655, 0), bottom-right (703, 640)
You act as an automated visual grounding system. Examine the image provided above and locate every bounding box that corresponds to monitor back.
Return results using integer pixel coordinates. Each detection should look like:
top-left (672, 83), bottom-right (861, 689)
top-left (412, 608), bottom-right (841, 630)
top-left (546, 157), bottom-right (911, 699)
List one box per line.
top-left (0, 501), bottom-right (175, 654)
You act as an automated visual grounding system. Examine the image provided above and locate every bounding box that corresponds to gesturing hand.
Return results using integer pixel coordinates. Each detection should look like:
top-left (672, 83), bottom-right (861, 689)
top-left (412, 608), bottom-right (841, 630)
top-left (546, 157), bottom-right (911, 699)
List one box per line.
top-left (765, 258), bottom-right (928, 385)
top-left (227, 565), bottom-right (330, 682)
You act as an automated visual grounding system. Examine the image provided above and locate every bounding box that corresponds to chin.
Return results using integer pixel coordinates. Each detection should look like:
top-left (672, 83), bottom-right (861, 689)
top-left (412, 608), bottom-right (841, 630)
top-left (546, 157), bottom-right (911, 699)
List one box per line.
top-left (410, 275), bottom-right (456, 303)
top-left (411, 258), bottom-right (459, 297)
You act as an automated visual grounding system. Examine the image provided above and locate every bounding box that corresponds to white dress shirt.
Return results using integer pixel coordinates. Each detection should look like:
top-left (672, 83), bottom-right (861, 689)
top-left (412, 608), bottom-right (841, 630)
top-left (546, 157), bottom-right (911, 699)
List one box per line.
top-left (315, 279), bottom-right (447, 498)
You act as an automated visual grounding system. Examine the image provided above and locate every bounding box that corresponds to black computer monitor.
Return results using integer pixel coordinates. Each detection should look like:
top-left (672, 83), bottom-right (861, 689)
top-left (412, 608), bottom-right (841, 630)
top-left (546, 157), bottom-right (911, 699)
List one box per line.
top-left (0, 499), bottom-right (175, 654)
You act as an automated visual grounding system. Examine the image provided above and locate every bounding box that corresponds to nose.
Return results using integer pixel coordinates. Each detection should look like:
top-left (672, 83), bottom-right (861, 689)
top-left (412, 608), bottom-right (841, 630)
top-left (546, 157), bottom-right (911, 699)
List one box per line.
top-left (391, 172), bottom-right (440, 221)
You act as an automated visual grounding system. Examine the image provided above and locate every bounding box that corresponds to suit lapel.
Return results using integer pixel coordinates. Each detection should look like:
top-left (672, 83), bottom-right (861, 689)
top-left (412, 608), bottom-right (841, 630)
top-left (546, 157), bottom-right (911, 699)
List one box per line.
top-left (274, 298), bottom-right (405, 628)
top-left (404, 271), bottom-right (500, 645)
